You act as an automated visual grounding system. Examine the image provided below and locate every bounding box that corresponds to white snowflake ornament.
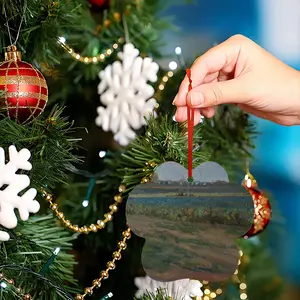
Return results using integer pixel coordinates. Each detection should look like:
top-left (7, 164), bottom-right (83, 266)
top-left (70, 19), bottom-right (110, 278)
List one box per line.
top-left (96, 43), bottom-right (159, 146)
top-left (134, 276), bottom-right (203, 300)
top-left (0, 145), bottom-right (40, 241)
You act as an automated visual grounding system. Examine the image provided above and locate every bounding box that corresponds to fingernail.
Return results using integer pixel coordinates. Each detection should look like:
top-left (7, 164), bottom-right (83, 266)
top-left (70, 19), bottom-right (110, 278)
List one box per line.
top-left (172, 94), bottom-right (178, 105)
top-left (190, 92), bottom-right (204, 107)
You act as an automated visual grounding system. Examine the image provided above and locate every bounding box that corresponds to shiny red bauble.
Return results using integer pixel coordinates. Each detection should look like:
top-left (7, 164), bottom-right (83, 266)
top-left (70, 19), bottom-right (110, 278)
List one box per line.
top-left (242, 173), bottom-right (271, 239)
top-left (89, 0), bottom-right (110, 8)
top-left (0, 46), bottom-right (48, 123)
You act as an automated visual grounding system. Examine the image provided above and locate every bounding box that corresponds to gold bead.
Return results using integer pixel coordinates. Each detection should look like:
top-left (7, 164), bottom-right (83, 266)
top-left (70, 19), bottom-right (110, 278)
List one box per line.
top-left (105, 213), bottom-right (113, 221)
top-left (46, 194), bottom-right (52, 201)
top-left (84, 287), bottom-right (93, 295)
top-left (122, 230), bottom-right (131, 239)
top-left (97, 220), bottom-right (105, 228)
top-left (118, 241), bottom-right (127, 250)
top-left (150, 162), bottom-right (156, 167)
top-left (57, 212), bottom-right (64, 220)
top-left (104, 19), bottom-right (111, 27)
top-left (113, 12), bottom-right (121, 21)
top-left (65, 220), bottom-right (71, 227)
top-left (100, 270), bottom-right (109, 279)
top-left (118, 185), bottom-right (126, 192)
top-left (92, 279), bottom-right (101, 288)
top-left (114, 195), bottom-right (122, 203)
top-left (51, 203), bottom-right (58, 210)
top-left (109, 204), bottom-right (118, 212)
top-left (23, 295), bottom-right (32, 300)
top-left (7, 279), bottom-right (14, 285)
top-left (73, 225), bottom-right (79, 232)
top-left (0, 273), bottom-right (3, 279)
top-left (82, 226), bottom-right (89, 234)
top-left (75, 295), bottom-right (84, 300)
top-left (141, 177), bottom-right (148, 183)
top-left (107, 261), bottom-right (116, 270)
top-left (90, 224), bottom-right (97, 232)
top-left (113, 251), bottom-right (121, 260)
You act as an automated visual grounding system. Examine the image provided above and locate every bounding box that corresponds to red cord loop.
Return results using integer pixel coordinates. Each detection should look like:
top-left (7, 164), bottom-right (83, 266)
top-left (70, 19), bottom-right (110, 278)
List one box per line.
top-left (186, 69), bottom-right (194, 181)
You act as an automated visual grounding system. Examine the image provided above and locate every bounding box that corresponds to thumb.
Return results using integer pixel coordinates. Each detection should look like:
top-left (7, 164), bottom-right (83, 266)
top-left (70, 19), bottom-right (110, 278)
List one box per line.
top-left (187, 79), bottom-right (249, 108)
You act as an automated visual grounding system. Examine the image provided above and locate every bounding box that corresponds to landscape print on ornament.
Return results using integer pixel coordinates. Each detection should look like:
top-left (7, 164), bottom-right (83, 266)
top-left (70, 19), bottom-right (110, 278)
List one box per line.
top-left (126, 162), bottom-right (254, 282)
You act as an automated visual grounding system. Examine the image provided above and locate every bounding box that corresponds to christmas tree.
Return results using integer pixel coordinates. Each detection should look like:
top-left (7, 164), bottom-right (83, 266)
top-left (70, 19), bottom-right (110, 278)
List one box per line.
top-left (0, 0), bottom-right (283, 299)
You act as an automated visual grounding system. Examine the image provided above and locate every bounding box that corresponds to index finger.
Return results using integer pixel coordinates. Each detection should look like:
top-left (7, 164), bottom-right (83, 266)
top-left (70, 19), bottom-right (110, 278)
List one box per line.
top-left (174, 36), bottom-right (241, 107)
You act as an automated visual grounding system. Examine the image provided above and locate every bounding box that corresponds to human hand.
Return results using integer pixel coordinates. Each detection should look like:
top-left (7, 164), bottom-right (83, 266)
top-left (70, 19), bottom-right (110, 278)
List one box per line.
top-left (173, 34), bottom-right (300, 126)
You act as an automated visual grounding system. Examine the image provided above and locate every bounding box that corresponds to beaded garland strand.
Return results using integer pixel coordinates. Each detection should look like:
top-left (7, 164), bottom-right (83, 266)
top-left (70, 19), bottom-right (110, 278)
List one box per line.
top-left (59, 38), bottom-right (124, 65)
top-left (0, 228), bottom-right (131, 300)
top-left (42, 183), bottom-right (126, 234)
top-left (74, 228), bottom-right (131, 300)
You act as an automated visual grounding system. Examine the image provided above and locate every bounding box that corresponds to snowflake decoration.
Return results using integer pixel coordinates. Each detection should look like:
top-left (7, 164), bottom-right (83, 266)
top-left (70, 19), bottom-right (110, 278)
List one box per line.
top-left (134, 276), bottom-right (203, 300)
top-left (0, 145), bottom-right (40, 241)
top-left (96, 43), bottom-right (159, 146)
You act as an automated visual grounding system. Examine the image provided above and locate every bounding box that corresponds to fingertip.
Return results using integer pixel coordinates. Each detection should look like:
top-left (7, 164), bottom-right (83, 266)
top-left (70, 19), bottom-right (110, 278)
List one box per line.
top-left (193, 109), bottom-right (202, 126)
top-left (201, 107), bottom-right (215, 118)
top-left (174, 76), bottom-right (189, 107)
top-left (174, 107), bottom-right (188, 122)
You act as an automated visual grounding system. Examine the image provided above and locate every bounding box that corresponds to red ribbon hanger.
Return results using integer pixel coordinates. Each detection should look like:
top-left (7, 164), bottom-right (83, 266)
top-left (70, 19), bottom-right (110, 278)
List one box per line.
top-left (186, 69), bottom-right (194, 182)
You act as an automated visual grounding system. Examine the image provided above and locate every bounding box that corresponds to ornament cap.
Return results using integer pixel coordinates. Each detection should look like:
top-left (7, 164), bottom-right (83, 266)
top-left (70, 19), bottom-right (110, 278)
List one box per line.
top-left (5, 45), bottom-right (22, 61)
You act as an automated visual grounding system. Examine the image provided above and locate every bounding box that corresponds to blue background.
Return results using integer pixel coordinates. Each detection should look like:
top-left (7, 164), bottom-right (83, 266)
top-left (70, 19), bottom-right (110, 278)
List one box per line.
top-left (161, 0), bottom-right (300, 284)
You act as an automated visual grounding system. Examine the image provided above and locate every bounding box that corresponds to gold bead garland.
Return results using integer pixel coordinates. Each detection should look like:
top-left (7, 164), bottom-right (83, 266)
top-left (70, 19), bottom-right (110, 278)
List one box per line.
top-left (42, 184), bottom-right (126, 234)
top-left (154, 71), bottom-right (174, 99)
top-left (141, 161), bottom-right (157, 183)
top-left (0, 229), bottom-right (131, 300)
top-left (74, 228), bottom-right (131, 300)
top-left (59, 37), bottom-right (124, 65)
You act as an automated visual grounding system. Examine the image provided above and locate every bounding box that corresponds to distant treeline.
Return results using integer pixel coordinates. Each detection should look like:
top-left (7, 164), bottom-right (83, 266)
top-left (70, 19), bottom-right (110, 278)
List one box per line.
top-left (126, 203), bottom-right (253, 228)
top-left (151, 180), bottom-right (235, 186)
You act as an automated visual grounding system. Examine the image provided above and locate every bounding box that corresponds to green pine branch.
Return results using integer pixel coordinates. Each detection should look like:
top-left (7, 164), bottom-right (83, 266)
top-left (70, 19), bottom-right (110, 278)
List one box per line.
top-left (47, 0), bottom-right (173, 90)
top-left (0, 215), bottom-right (79, 300)
top-left (200, 105), bottom-right (257, 178)
top-left (0, 106), bottom-right (82, 192)
top-left (103, 115), bottom-right (209, 192)
top-left (0, 0), bottom-right (85, 66)
top-left (104, 108), bottom-right (256, 193)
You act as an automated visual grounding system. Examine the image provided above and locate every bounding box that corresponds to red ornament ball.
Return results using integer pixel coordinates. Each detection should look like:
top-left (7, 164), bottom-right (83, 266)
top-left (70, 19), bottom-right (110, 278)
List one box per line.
top-left (89, 0), bottom-right (110, 8)
top-left (242, 173), bottom-right (271, 239)
top-left (0, 46), bottom-right (48, 123)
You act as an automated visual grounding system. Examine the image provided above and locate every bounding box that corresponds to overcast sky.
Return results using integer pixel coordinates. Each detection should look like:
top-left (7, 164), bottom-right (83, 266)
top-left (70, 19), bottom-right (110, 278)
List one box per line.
top-left (156, 162), bottom-right (229, 182)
